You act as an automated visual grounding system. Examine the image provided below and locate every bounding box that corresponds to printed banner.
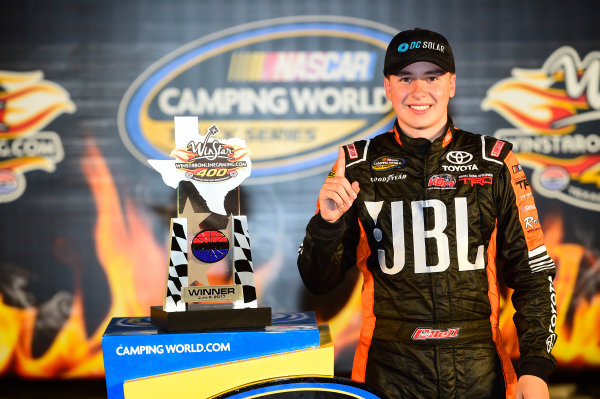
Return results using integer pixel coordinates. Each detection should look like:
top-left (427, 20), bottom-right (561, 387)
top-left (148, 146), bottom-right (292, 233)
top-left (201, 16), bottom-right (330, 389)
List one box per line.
top-left (0, 0), bottom-right (599, 381)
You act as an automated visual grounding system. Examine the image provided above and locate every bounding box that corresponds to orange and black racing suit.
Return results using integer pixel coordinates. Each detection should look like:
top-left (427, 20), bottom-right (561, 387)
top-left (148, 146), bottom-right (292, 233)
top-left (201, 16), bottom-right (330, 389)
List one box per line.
top-left (297, 119), bottom-right (557, 399)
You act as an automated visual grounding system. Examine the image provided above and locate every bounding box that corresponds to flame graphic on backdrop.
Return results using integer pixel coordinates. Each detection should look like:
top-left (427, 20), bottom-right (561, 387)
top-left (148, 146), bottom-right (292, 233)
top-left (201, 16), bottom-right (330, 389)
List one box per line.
top-left (516, 153), bottom-right (600, 188)
top-left (0, 70), bottom-right (76, 140)
top-left (481, 69), bottom-right (589, 135)
top-left (479, 46), bottom-right (600, 365)
top-left (0, 138), bottom-right (277, 377)
top-left (319, 277), bottom-right (363, 361)
top-left (0, 156), bottom-right (55, 174)
top-left (481, 46), bottom-right (600, 212)
top-left (497, 212), bottom-right (600, 366)
top-left (0, 70), bottom-right (74, 202)
top-left (0, 139), bottom-right (164, 377)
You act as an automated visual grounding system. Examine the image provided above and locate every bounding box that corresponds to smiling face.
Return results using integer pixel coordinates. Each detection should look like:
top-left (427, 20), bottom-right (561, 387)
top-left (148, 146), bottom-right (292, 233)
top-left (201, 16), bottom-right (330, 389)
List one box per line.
top-left (384, 61), bottom-right (456, 141)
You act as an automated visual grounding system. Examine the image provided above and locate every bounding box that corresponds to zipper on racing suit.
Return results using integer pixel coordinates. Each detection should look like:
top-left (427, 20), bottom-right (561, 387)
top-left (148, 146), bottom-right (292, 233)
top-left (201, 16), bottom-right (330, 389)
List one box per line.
top-left (422, 148), bottom-right (443, 398)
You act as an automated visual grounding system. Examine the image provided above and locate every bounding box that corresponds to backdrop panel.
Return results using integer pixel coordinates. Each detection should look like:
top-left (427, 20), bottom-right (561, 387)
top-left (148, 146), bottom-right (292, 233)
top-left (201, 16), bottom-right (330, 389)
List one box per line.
top-left (0, 0), bottom-right (598, 379)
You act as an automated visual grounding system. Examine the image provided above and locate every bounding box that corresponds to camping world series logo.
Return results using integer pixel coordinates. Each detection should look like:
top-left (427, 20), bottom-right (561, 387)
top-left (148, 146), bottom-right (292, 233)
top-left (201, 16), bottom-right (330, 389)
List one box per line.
top-left (118, 16), bottom-right (397, 183)
top-left (482, 46), bottom-right (600, 211)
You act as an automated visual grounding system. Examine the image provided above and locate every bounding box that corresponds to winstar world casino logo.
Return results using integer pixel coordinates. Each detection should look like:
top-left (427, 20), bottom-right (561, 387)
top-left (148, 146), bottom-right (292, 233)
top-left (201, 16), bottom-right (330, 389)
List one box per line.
top-left (482, 46), bottom-right (600, 211)
top-left (118, 16), bottom-right (397, 183)
top-left (0, 70), bottom-right (75, 202)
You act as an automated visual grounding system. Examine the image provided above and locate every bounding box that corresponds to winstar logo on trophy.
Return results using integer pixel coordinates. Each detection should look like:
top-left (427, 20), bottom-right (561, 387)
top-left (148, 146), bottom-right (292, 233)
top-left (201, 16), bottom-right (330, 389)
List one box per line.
top-left (148, 116), bottom-right (271, 331)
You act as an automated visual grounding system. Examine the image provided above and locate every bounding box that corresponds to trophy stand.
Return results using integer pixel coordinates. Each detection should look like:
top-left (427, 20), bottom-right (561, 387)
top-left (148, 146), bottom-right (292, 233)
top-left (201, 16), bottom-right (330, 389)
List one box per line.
top-left (148, 116), bottom-right (271, 331)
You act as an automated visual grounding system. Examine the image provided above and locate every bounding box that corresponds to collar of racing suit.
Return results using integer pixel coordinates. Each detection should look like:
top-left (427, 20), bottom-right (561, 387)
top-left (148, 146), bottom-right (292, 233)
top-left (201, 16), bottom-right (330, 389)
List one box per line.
top-left (391, 117), bottom-right (456, 155)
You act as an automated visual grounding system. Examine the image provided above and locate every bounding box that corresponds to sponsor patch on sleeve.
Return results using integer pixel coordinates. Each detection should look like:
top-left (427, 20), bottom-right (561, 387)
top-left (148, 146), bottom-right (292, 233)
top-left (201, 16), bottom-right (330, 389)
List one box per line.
top-left (491, 140), bottom-right (505, 157)
top-left (346, 143), bottom-right (358, 159)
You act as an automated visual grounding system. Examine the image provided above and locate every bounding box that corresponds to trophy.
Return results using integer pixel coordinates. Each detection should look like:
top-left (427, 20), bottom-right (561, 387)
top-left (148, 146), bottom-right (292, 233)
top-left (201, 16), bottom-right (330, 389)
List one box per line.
top-left (148, 116), bottom-right (271, 331)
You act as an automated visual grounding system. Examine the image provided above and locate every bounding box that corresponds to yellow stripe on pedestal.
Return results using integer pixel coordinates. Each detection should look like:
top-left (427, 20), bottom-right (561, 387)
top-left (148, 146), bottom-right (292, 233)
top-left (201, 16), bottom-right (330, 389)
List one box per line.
top-left (123, 325), bottom-right (334, 399)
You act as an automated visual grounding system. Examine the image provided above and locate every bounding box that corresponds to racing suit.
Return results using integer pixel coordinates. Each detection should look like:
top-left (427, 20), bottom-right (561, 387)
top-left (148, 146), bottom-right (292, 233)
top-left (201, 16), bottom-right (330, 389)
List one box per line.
top-left (297, 119), bottom-right (557, 399)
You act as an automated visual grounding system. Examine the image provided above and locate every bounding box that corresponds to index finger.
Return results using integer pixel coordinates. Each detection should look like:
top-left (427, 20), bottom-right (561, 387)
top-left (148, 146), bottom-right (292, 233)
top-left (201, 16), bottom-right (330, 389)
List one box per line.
top-left (335, 147), bottom-right (346, 177)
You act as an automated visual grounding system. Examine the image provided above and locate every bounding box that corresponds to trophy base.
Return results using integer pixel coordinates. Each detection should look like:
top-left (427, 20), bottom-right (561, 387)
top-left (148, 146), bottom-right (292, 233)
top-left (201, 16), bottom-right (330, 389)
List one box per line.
top-left (150, 305), bottom-right (272, 332)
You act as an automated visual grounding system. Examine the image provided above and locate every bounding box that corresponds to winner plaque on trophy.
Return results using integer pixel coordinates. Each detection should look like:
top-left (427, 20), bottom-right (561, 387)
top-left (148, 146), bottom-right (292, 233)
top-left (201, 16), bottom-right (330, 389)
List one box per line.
top-left (148, 116), bottom-right (271, 331)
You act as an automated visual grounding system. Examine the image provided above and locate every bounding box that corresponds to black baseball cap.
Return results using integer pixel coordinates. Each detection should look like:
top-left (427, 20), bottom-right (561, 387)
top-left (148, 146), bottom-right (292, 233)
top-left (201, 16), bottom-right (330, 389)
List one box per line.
top-left (383, 28), bottom-right (455, 76)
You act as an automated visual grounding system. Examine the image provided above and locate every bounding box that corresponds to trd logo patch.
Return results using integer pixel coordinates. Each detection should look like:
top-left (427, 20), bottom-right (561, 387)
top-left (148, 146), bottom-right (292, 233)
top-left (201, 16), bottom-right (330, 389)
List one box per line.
top-left (516, 178), bottom-right (530, 190)
top-left (459, 175), bottom-right (493, 187)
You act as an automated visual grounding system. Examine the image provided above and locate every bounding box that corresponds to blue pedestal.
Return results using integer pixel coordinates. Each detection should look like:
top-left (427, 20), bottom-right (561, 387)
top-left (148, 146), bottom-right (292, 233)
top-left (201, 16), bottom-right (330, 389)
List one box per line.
top-left (102, 312), bottom-right (322, 399)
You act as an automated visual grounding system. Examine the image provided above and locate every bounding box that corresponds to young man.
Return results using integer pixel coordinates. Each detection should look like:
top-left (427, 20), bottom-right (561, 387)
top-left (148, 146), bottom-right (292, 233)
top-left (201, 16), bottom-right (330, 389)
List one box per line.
top-left (297, 28), bottom-right (557, 399)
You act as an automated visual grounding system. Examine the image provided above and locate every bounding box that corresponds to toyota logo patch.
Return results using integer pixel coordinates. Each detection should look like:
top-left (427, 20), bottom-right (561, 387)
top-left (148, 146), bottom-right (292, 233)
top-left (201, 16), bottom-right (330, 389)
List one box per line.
top-left (446, 151), bottom-right (473, 165)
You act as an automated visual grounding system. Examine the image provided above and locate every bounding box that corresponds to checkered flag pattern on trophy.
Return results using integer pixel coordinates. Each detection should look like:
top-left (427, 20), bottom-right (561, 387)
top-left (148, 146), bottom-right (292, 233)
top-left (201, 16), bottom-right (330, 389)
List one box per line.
top-left (164, 218), bottom-right (188, 312)
top-left (232, 216), bottom-right (257, 309)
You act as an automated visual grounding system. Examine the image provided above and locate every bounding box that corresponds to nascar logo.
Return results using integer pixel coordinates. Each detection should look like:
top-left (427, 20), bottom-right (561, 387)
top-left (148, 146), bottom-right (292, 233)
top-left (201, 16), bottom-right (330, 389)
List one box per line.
top-left (118, 16), bottom-right (398, 183)
top-left (227, 51), bottom-right (376, 82)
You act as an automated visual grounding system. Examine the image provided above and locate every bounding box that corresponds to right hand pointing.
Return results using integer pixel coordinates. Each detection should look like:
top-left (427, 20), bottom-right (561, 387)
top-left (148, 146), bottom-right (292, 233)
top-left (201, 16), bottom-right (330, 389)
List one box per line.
top-left (318, 147), bottom-right (360, 223)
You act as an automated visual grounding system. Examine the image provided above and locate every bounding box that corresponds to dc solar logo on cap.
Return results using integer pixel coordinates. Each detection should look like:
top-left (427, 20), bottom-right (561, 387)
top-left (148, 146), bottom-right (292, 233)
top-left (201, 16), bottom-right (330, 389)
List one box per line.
top-left (384, 28), bottom-right (455, 76)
